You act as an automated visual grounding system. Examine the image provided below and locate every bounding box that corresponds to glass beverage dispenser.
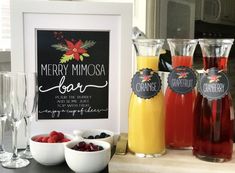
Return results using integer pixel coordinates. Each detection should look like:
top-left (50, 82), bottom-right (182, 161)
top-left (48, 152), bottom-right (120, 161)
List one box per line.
top-left (128, 39), bottom-right (165, 157)
top-left (193, 39), bottom-right (234, 162)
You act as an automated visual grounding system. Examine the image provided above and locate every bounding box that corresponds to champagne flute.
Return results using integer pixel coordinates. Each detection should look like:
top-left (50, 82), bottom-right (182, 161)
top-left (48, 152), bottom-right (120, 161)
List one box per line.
top-left (19, 72), bottom-right (38, 159)
top-left (0, 72), bottom-right (12, 162)
top-left (2, 72), bottom-right (30, 168)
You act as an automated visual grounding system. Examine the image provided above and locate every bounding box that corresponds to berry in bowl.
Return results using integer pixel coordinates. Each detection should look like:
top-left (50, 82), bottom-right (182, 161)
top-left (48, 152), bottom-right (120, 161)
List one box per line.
top-left (30, 131), bottom-right (72, 166)
top-left (73, 129), bottom-right (114, 146)
top-left (72, 141), bottom-right (104, 152)
top-left (65, 139), bottom-right (111, 173)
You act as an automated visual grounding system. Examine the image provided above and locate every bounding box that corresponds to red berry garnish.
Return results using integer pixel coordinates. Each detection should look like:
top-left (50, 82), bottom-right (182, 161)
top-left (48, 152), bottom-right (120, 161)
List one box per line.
top-left (47, 137), bottom-right (56, 143)
top-left (78, 141), bottom-right (86, 148)
top-left (42, 136), bottom-right (49, 143)
top-left (85, 144), bottom-right (90, 150)
top-left (35, 136), bottom-right (43, 142)
top-left (57, 132), bottom-right (64, 140)
top-left (71, 141), bottom-right (104, 152)
top-left (51, 135), bottom-right (59, 142)
top-left (49, 131), bottom-right (58, 137)
top-left (34, 131), bottom-right (70, 143)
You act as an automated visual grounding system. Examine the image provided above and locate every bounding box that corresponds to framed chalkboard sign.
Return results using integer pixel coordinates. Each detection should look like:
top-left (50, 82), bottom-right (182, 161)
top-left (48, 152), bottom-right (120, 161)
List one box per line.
top-left (37, 30), bottom-right (109, 120)
top-left (11, 0), bottom-right (132, 147)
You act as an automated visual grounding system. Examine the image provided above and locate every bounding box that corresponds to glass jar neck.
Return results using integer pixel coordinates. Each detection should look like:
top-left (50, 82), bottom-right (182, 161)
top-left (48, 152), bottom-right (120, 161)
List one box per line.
top-left (167, 39), bottom-right (198, 68)
top-left (172, 56), bottom-right (193, 68)
top-left (133, 39), bottom-right (164, 72)
top-left (199, 39), bottom-right (234, 71)
top-left (202, 56), bottom-right (228, 71)
top-left (137, 56), bottom-right (159, 71)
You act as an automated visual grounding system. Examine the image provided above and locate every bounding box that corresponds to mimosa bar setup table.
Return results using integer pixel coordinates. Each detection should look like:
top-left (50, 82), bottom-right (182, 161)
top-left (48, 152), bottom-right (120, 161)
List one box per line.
top-left (5, 1), bottom-right (235, 173)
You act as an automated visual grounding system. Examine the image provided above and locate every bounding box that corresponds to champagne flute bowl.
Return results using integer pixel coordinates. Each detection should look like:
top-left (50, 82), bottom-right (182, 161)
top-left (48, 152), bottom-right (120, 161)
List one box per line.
top-left (2, 72), bottom-right (30, 168)
top-left (0, 72), bottom-right (12, 162)
top-left (19, 72), bottom-right (38, 159)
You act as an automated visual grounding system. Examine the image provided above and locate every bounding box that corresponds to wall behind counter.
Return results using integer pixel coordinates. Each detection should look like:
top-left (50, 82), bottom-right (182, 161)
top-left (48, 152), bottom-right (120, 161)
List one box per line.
top-left (0, 51), bottom-right (11, 71)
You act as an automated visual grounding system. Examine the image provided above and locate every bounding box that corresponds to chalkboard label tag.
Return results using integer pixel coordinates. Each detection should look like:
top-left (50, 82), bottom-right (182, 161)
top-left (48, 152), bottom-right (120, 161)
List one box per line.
top-left (131, 68), bottom-right (161, 99)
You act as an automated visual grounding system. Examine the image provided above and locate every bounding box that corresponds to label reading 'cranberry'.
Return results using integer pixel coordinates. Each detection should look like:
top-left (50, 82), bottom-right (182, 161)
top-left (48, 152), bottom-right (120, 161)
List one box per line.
top-left (131, 68), bottom-right (161, 99)
top-left (199, 67), bottom-right (229, 100)
top-left (168, 66), bottom-right (197, 94)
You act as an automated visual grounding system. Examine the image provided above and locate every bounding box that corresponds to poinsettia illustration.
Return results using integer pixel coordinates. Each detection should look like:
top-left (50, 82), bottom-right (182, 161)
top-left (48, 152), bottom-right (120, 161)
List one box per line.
top-left (177, 72), bottom-right (188, 78)
top-left (65, 40), bottom-right (87, 61)
top-left (140, 71), bottom-right (154, 82)
top-left (208, 75), bottom-right (221, 83)
top-left (51, 38), bottom-right (95, 63)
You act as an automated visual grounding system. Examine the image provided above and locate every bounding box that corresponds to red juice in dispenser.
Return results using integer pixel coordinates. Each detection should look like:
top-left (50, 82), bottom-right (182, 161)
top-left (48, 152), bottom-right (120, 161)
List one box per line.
top-left (165, 39), bottom-right (197, 149)
top-left (193, 39), bottom-right (234, 162)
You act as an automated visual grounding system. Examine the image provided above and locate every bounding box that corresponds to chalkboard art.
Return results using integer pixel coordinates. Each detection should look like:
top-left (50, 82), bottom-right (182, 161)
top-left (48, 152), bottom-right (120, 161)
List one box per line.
top-left (37, 30), bottom-right (109, 119)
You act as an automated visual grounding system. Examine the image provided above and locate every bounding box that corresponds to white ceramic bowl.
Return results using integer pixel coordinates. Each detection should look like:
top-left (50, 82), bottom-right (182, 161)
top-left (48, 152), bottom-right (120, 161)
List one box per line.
top-left (73, 129), bottom-right (114, 146)
top-left (30, 134), bottom-right (72, 166)
top-left (65, 139), bottom-right (111, 173)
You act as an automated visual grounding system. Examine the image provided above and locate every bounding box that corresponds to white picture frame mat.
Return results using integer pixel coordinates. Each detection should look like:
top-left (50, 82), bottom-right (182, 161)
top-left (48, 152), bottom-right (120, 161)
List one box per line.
top-left (25, 13), bottom-right (120, 134)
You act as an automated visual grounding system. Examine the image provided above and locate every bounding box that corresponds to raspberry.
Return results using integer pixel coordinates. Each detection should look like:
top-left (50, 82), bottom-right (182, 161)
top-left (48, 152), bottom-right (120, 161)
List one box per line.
top-left (47, 137), bottom-right (56, 143)
top-left (34, 131), bottom-right (69, 143)
top-left (57, 132), bottom-right (64, 140)
top-left (51, 135), bottom-right (59, 142)
top-left (42, 136), bottom-right (49, 143)
top-left (35, 136), bottom-right (43, 142)
top-left (49, 131), bottom-right (58, 137)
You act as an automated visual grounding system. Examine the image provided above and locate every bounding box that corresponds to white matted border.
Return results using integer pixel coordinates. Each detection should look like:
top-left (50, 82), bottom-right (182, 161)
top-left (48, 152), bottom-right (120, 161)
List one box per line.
top-left (11, 0), bottom-right (132, 146)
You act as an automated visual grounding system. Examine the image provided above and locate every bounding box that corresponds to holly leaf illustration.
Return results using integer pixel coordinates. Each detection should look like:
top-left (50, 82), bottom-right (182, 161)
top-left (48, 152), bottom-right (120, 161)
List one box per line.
top-left (80, 55), bottom-right (84, 61)
top-left (82, 53), bottom-right (90, 57)
top-left (51, 44), bottom-right (68, 51)
top-left (60, 54), bottom-right (73, 63)
top-left (81, 40), bottom-right (96, 49)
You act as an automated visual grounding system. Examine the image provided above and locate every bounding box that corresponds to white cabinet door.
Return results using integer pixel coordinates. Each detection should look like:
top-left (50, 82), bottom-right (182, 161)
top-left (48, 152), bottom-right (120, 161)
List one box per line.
top-left (132, 0), bottom-right (146, 33)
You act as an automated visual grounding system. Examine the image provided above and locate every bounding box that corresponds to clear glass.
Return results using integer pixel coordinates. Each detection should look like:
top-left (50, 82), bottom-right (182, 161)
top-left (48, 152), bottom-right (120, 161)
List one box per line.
top-left (19, 73), bottom-right (38, 159)
top-left (0, 72), bottom-right (12, 162)
top-left (2, 72), bottom-right (30, 168)
top-left (193, 39), bottom-right (234, 162)
top-left (165, 39), bottom-right (197, 149)
top-left (128, 39), bottom-right (165, 157)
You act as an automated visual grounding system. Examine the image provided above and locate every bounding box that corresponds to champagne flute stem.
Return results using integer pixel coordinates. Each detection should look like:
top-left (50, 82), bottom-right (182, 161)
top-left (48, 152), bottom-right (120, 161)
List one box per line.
top-left (0, 117), bottom-right (6, 152)
top-left (12, 123), bottom-right (18, 159)
top-left (25, 117), bottom-right (31, 151)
